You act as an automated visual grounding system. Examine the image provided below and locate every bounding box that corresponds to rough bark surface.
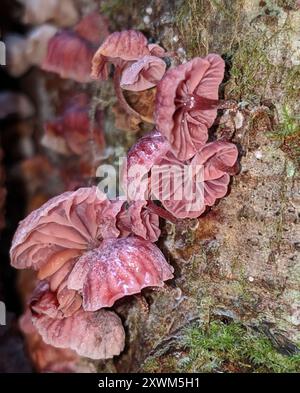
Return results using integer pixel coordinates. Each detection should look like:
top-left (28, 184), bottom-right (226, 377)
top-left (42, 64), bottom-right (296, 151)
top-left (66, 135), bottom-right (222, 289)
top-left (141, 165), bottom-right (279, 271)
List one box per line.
top-left (1, 0), bottom-right (299, 372)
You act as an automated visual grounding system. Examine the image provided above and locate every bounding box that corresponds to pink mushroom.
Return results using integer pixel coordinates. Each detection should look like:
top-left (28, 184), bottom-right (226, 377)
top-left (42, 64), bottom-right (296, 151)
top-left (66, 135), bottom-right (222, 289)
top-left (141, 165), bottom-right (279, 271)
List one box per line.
top-left (154, 140), bottom-right (238, 218)
top-left (42, 31), bottom-right (95, 83)
top-left (43, 94), bottom-right (105, 156)
top-left (117, 201), bottom-right (161, 242)
top-left (10, 187), bottom-right (122, 270)
top-left (91, 30), bottom-right (150, 80)
top-left (155, 54), bottom-right (225, 160)
top-left (29, 282), bottom-right (125, 360)
top-left (122, 130), bottom-right (170, 201)
top-left (123, 131), bottom-right (238, 219)
top-left (120, 55), bottom-right (166, 91)
top-left (73, 11), bottom-right (109, 45)
top-left (10, 187), bottom-right (173, 357)
top-left (42, 13), bottom-right (108, 83)
top-left (67, 236), bottom-right (173, 310)
top-left (91, 30), bottom-right (166, 121)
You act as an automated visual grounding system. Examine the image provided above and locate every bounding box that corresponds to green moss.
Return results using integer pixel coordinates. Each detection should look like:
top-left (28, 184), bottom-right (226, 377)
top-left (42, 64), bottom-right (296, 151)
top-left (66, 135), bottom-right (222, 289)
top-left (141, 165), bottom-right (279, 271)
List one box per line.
top-left (182, 320), bottom-right (300, 372)
top-left (227, 9), bottom-right (299, 104)
top-left (142, 357), bottom-right (161, 373)
top-left (268, 105), bottom-right (300, 166)
top-left (175, 0), bottom-right (244, 57)
top-left (100, 0), bottom-right (144, 29)
top-left (141, 320), bottom-right (300, 372)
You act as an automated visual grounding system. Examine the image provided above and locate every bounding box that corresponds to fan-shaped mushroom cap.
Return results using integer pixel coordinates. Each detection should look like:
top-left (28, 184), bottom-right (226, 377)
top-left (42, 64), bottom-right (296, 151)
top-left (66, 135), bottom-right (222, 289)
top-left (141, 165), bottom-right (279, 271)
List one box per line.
top-left (42, 31), bottom-right (96, 83)
top-left (91, 30), bottom-right (150, 80)
top-left (120, 55), bottom-right (166, 91)
top-left (127, 201), bottom-right (161, 241)
top-left (117, 201), bottom-right (161, 242)
top-left (122, 130), bottom-right (170, 201)
top-left (153, 140), bottom-right (238, 218)
top-left (155, 54), bottom-right (225, 160)
top-left (30, 283), bottom-right (125, 359)
top-left (67, 236), bottom-right (174, 310)
top-left (10, 187), bottom-right (123, 270)
top-left (192, 140), bottom-right (239, 180)
top-left (74, 11), bottom-right (109, 45)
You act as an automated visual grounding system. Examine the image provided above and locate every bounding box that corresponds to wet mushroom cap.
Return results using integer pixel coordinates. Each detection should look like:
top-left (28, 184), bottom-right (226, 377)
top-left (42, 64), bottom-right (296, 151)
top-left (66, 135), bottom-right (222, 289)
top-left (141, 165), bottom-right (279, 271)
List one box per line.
top-left (10, 187), bottom-right (123, 270)
top-left (155, 54), bottom-right (225, 160)
top-left (120, 55), bottom-right (166, 91)
top-left (30, 283), bottom-right (125, 360)
top-left (67, 236), bottom-right (174, 310)
top-left (117, 200), bottom-right (161, 242)
top-left (122, 130), bottom-right (170, 201)
top-left (91, 30), bottom-right (150, 79)
top-left (153, 140), bottom-right (238, 218)
top-left (42, 31), bottom-right (96, 83)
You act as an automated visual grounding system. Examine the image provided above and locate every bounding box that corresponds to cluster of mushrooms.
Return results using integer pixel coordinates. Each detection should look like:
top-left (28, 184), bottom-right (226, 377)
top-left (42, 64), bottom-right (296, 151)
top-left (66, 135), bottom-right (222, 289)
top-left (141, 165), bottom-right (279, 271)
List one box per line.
top-left (10, 10), bottom-right (239, 360)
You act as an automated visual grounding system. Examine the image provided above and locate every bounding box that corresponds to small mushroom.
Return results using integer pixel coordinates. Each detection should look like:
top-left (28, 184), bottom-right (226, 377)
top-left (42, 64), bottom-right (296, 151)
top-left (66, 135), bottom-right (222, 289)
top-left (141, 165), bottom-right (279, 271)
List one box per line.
top-left (29, 283), bottom-right (125, 359)
top-left (67, 236), bottom-right (174, 310)
top-left (154, 140), bottom-right (239, 218)
top-left (155, 54), bottom-right (225, 160)
top-left (42, 31), bottom-right (96, 83)
top-left (10, 187), bottom-right (123, 270)
top-left (123, 131), bottom-right (238, 219)
top-left (120, 55), bottom-right (166, 91)
top-left (117, 201), bottom-right (161, 242)
top-left (91, 30), bottom-right (150, 80)
top-left (122, 130), bottom-right (170, 201)
top-left (42, 13), bottom-right (107, 83)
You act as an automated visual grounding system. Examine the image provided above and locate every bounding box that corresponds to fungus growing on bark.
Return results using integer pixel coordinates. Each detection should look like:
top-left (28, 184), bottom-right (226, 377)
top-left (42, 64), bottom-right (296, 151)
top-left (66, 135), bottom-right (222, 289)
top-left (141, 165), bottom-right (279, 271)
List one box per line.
top-left (92, 30), bottom-right (166, 122)
top-left (123, 131), bottom-right (238, 219)
top-left (122, 130), bottom-right (170, 201)
top-left (117, 201), bottom-right (161, 241)
top-left (67, 236), bottom-right (173, 310)
top-left (10, 187), bottom-right (173, 357)
top-left (120, 55), bottom-right (166, 91)
top-left (43, 94), bottom-right (105, 156)
top-left (19, 0), bottom-right (79, 27)
top-left (153, 140), bottom-right (239, 218)
top-left (29, 282), bottom-right (125, 359)
top-left (42, 13), bottom-right (107, 83)
top-left (10, 187), bottom-right (122, 270)
top-left (91, 30), bottom-right (150, 80)
top-left (155, 54), bottom-right (225, 160)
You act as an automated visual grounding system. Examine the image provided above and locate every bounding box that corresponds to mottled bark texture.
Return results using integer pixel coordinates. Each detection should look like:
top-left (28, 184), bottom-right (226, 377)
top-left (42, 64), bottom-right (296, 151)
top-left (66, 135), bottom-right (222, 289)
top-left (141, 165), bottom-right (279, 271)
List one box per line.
top-left (94, 0), bottom-right (300, 372)
top-left (3, 0), bottom-right (299, 372)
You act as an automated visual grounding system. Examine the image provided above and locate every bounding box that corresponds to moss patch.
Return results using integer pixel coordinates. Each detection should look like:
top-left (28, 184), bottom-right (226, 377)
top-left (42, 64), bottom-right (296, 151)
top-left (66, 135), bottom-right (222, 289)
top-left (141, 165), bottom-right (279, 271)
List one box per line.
top-left (175, 0), bottom-right (244, 57)
top-left (268, 105), bottom-right (300, 167)
top-left (142, 320), bottom-right (300, 372)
